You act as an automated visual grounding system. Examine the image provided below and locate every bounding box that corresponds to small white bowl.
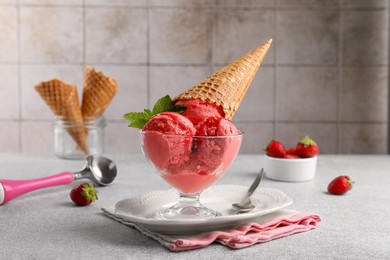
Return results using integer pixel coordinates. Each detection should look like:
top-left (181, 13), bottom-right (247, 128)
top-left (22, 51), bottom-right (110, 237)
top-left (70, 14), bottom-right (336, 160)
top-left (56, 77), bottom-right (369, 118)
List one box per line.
top-left (264, 155), bottom-right (318, 182)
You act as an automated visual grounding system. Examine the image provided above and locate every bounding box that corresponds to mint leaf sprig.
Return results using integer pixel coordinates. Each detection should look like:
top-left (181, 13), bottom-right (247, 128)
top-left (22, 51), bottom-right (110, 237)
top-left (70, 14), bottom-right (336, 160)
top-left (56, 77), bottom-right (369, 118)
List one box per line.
top-left (124, 95), bottom-right (186, 129)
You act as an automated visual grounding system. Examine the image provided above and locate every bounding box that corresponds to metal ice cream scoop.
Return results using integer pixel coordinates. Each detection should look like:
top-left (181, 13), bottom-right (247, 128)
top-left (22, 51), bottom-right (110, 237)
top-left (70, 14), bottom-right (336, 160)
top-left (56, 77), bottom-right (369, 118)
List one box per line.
top-left (0, 155), bottom-right (117, 205)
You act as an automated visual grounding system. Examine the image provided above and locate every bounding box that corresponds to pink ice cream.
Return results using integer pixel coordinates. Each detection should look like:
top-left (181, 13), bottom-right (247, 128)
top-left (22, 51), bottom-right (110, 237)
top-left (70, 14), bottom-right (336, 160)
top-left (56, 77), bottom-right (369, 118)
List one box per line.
top-left (141, 103), bottom-right (242, 195)
top-left (175, 99), bottom-right (224, 125)
top-left (142, 112), bottom-right (195, 168)
top-left (142, 131), bottom-right (242, 195)
top-left (143, 112), bottom-right (195, 136)
top-left (195, 116), bottom-right (238, 136)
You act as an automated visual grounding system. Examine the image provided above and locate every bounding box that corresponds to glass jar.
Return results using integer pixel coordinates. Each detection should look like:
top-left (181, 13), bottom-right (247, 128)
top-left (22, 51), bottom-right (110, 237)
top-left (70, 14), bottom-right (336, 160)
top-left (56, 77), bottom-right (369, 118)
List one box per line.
top-left (54, 116), bottom-right (106, 159)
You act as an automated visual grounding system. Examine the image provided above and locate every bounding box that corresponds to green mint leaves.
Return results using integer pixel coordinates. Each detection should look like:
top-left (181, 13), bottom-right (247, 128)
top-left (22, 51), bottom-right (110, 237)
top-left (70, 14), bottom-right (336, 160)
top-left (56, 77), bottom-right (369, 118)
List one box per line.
top-left (123, 112), bottom-right (150, 129)
top-left (124, 95), bottom-right (186, 129)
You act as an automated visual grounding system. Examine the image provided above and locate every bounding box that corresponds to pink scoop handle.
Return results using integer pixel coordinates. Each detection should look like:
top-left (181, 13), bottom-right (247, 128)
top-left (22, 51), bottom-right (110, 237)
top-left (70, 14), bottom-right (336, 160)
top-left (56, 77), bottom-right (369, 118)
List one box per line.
top-left (0, 171), bottom-right (74, 205)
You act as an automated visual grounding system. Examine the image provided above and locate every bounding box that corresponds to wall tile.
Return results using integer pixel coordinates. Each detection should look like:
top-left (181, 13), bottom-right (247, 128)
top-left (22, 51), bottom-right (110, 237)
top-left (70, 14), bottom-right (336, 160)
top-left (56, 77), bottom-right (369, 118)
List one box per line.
top-left (342, 10), bottom-right (388, 65)
top-left (277, 10), bottom-right (339, 64)
top-left (19, 0), bottom-right (81, 5)
top-left (150, 65), bottom-right (210, 103)
top-left (92, 65), bottom-right (148, 120)
top-left (85, 7), bottom-right (148, 64)
top-left (21, 64), bottom-right (84, 120)
top-left (214, 9), bottom-right (274, 65)
top-left (150, 8), bottom-right (210, 64)
top-left (277, 0), bottom-right (338, 7)
top-left (0, 6), bottom-right (17, 62)
top-left (234, 66), bottom-right (274, 122)
top-left (86, 0), bottom-right (148, 6)
top-left (20, 6), bottom-right (83, 62)
top-left (151, 0), bottom-right (210, 6)
top-left (216, 0), bottom-right (274, 7)
top-left (234, 122), bottom-right (274, 154)
top-left (1, 1), bottom-right (389, 155)
top-left (339, 123), bottom-right (387, 154)
top-left (0, 65), bottom-right (19, 119)
top-left (105, 122), bottom-right (141, 154)
top-left (276, 122), bottom-right (337, 154)
top-left (0, 121), bottom-right (19, 152)
top-left (0, 1), bottom-right (18, 4)
top-left (340, 68), bottom-right (388, 122)
top-left (343, 0), bottom-right (389, 8)
top-left (21, 121), bottom-right (54, 155)
top-left (277, 67), bottom-right (338, 121)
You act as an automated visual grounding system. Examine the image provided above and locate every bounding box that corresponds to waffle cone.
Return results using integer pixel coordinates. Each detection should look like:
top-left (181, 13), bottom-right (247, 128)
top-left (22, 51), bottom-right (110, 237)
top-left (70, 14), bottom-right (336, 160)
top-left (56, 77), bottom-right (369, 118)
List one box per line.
top-left (174, 39), bottom-right (272, 120)
top-left (81, 65), bottom-right (118, 118)
top-left (35, 79), bottom-right (89, 154)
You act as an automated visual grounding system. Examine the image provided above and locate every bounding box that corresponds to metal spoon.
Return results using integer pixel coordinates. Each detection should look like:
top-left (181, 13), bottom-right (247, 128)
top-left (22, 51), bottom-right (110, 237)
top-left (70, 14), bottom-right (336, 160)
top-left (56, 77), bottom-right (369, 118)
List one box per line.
top-left (232, 168), bottom-right (264, 213)
top-left (0, 155), bottom-right (117, 205)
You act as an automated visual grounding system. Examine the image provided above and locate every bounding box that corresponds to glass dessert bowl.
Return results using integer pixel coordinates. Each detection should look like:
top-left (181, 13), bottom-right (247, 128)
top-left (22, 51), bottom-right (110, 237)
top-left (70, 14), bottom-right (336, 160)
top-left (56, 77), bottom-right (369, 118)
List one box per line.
top-left (140, 130), bottom-right (243, 220)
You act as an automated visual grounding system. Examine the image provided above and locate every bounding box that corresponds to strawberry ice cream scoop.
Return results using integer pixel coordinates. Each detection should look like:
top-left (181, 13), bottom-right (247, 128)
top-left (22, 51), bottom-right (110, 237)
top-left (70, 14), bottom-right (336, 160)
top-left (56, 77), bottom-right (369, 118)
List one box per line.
top-left (143, 112), bottom-right (195, 136)
top-left (195, 116), bottom-right (238, 136)
top-left (175, 99), bottom-right (224, 125)
top-left (193, 117), bottom-right (240, 174)
top-left (142, 112), bottom-right (195, 168)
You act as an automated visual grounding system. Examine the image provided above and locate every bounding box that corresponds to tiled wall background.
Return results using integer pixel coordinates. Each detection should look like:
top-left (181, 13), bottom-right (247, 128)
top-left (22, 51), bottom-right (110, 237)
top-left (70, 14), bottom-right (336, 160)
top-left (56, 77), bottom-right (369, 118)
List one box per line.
top-left (0, 0), bottom-right (389, 155)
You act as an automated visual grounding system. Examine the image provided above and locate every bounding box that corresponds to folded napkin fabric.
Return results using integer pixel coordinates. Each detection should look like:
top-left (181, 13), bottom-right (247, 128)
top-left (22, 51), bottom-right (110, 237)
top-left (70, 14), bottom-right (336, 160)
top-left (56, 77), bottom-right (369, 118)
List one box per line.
top-left (102, 208), bottom-right (320, 251)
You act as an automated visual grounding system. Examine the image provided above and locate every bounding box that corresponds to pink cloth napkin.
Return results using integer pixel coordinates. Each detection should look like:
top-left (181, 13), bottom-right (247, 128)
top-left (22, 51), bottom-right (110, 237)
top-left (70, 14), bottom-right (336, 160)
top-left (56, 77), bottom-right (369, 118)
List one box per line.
top-left (102, 208), bottom-right (320, 251)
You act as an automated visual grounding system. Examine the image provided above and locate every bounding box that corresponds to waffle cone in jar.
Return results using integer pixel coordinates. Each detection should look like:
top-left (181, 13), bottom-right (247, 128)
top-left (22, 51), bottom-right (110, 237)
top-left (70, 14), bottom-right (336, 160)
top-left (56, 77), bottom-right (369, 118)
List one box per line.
top-left (81, 65), bottom-right (118, 118)
top-left (174, 39), bottom-right (272, 120)
top-left (34, 79), bottom-right (89, 154)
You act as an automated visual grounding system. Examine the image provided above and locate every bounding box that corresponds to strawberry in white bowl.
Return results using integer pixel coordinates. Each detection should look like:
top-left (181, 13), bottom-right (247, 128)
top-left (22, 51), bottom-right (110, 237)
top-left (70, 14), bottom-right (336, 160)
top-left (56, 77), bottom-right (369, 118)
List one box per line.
top-left (264, 136), bottom-right (318, 182)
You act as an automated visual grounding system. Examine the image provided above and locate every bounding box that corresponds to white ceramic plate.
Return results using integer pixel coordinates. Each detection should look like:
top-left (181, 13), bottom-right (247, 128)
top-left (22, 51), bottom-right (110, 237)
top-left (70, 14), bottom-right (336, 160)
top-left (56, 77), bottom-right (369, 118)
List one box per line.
top-left (114, 185), bottom-right (293, 234)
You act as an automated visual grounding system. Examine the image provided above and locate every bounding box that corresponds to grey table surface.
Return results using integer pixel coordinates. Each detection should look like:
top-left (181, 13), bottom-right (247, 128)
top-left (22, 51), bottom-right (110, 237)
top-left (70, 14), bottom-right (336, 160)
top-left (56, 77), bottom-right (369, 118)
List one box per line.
top-left (0, 154), bottom-right (389, 260)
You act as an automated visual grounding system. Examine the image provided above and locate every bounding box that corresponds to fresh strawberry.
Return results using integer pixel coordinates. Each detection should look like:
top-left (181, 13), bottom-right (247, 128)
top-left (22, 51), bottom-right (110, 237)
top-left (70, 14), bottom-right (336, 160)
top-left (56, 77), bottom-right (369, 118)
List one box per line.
top-left (284, 154), bottom-right (300, 159)
top-left (265, 140), bottom-right (286, 158)
top-left (286, 147), bottom-right (298, 155)
top-left (70, 183), bottom-right (98, 206)
top-left (296, 136), bottom-right (318, 158)
top-left (327, 176), bottom-right (353, 195)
